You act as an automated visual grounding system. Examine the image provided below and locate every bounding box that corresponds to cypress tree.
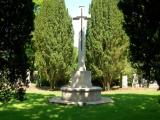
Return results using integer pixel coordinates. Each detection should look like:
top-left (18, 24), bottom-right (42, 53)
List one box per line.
top-left (86, 0), bottom-right (130, 90)
top-left (33, 0), bottom-right (73, 89)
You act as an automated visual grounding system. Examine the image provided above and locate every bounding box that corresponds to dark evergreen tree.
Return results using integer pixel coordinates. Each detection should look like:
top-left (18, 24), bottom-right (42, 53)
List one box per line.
top-left (33, 0), bottom-right (74, 89)
top-left (0, 0), bottom-right (35, 83)
top-left (119, 0), bottom-right (160, 89)
top-left (86, 0), bottom-right (131, 90)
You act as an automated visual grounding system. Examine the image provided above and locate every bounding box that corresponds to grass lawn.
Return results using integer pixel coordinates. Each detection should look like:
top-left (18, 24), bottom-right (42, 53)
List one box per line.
top-left (0, 88), bottom-right (160, 120)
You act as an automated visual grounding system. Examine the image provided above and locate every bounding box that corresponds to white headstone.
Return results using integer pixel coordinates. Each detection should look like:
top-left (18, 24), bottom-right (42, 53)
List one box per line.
top-left (26, 70), bottom-right (31, 87)
top-left (149, 81), bottom-right (159, 89)
top-left (122, 75), bottom-right (128, 88)
top-left (132, 73), bottom-right (139, 87)
top-left (26, 71), bottom-right (30, 81)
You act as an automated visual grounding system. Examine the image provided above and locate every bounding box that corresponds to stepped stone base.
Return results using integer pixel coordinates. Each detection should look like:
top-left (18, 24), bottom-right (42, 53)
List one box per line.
top-left (49, 87), bottom-right (113, 105)
top-left (61, 87), bottom-right (102, 102)
top-left (49, 96), bottom-right (113, 105)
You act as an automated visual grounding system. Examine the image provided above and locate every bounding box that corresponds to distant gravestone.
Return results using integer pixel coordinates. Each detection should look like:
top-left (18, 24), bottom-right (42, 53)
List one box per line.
top-left (141, 78), bottom-right (147, 87)
top-left (26, 70), bottom-right (31, 87)
top-left (132, 74), bottom-right (139, 87)
top-left (149, 81), bottom-right (159, 89)
top-left (122, 75), bottom-right (128, 88)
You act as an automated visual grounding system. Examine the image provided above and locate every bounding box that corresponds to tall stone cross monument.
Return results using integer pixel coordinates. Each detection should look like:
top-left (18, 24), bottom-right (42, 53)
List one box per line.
top-left (71, 6), bottom-right (92, 88)
top-left (49, 6), bottom-right (113, 105)
top-left (73, 6), bottom-right (89, 71)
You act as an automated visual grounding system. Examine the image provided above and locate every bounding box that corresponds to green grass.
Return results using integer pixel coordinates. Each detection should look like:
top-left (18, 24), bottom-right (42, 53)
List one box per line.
top-left (0, 89), bottom-right (160, 120)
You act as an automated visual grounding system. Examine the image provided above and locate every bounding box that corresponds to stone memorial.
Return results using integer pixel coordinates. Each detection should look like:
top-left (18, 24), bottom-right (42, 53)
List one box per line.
top-left (49, 6), bottom-right (113, 105)
top-left (122, 75), bottom-right (128, 88)
top-left (26, 70), bottom-right (31, 87)
top-left (149, 81), bottom-right (159, 89)
top-left (132, 73), bottom-right (139, 87)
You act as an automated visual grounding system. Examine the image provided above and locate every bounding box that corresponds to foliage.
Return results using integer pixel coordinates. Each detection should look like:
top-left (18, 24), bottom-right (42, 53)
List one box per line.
top-left (15, 87), bottom-right (26, 101)
top-left (33, 0), bottom-right (43, 5)
top-left (33, 0), bottom-right (43, 14)
top-left (119, 0), bottom-right (160, 88)
top-left (72, 47), bottom-right (78, 71)
top-left (0, 0), bottom-right (35, 83)
top-left (33, 0), bottom-right (74, 89)
top-left (0, 74), bottom-right (13, 103)
top-left (86, 0), bottom-right (131, 90)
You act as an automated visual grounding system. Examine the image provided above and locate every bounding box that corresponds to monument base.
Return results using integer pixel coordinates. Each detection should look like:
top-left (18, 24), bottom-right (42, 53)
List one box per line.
top-left (49, 87), bottom-right (113, 105)
top-left (61, 87), bottom-right (101, 102)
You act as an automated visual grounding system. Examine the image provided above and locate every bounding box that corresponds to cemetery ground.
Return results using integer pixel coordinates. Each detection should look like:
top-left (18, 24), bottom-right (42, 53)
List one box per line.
top-left (0, 84), bottom-right (160, 120)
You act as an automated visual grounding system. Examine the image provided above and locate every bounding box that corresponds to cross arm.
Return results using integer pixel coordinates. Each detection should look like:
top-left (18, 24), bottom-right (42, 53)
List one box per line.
top-left (73, 16), bottom-right (90, 20)
top-left (73, 17), bottom-right (80, 20)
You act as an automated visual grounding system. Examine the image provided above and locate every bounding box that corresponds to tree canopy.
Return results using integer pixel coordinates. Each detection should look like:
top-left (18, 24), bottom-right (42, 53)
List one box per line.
top-left (119, 0), bottom-right (160, 88)
top-left (0, 0), bottom-right (34, 103)
top-left (0, 0), bottom-right (34, 82)
top-left (33, 0), bottom-right (74, 89)
top-left (86, 0), bottom-right (131, 90)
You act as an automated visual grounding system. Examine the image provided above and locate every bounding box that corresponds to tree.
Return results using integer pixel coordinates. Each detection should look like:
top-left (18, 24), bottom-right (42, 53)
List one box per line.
top-left (0, 0), bottom-right (34, 103)
top-left (119, 0), bottom-right (160, 89)
top-left (0, 0), bottom-right (34, 83)
top-left (33, 0), bottom-right (74, 89)
top-left (33, 0), bottom-right (43, 5)
top-left (86, 0), bottom-right (130, 90)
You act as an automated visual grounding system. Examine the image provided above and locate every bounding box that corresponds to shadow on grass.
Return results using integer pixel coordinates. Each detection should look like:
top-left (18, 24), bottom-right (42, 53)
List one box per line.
top-left (0, 93), bottom-right (160, 120)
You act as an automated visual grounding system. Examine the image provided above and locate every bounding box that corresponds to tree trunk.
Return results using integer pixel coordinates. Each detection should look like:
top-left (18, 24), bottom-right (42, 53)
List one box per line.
top-left (106, 81), bottom-right (110, 91)
top-left (146, 80), bottom-right (150, 88)
top-left (145, 65), bottom-right (151, 88)
top-left (103, 73), bottom-right (111, 91)
top-left (103, 76), bottom-right (111, 91)
top-left (120, 73), bottom-right (122, 88)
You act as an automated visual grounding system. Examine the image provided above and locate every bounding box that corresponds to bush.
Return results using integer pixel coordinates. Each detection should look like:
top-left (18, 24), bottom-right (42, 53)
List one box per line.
top-left (15, 82), bottom-right (26, 101)
top-left (0, 75), bottom-right (13, 103)
top-left (15, 87), bottom-right (26, 101)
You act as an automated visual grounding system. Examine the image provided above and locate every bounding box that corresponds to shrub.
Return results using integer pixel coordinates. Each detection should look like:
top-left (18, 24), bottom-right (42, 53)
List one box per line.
top-left (0, 75), bottom-right (13, 103)
top-left (15, 82), bottom-right (26, 101)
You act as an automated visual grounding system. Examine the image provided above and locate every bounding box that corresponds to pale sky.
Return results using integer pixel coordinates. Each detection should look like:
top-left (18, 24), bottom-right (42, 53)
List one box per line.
top-left (65, 0), bottom-right (92, 47)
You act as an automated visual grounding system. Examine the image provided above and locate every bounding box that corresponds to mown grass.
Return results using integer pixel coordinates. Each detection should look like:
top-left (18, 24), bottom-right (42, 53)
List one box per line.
top-left (0, 89), bottom-right (160, 120)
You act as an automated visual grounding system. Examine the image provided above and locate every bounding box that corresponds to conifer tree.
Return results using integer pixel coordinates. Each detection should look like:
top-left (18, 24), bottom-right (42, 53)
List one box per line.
top-left (33, 0), bottom-right (73, 89)
top-left (0, 0), bottom-right (34, 82)
top-left (86, 0), bottom-right (130, 90)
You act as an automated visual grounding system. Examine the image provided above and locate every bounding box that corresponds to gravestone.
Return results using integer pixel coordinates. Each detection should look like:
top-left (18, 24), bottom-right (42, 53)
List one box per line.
top-left (122, 75), bottom-right (128, 88)
top-left (26, 70), bottom-right (31, 87)
top-left (132, 74), bottom-right (139, 87)
top-left (149, 81), bottom-right (159, 89)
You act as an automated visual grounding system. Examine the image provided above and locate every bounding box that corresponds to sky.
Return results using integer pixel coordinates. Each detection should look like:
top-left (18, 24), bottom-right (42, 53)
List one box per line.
top-left (65, 0), bottom-right (92, 47)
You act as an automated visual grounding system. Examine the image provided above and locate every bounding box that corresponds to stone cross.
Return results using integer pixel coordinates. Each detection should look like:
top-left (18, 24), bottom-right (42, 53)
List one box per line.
top-left (49, 7), bottom-right (113, 105)
top-left (73, 6), bottom-right (90, 71)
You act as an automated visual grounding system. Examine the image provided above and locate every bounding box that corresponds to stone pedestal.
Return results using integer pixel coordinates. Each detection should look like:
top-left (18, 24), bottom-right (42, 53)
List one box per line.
top-left (71, 71), bottom-right (92, 88)
top-left (61, 87), bottom-right (101, 102)
top-left (49, 70), bottom-right (113, 105)
top-left (49, 86), bottom-right (113, 105)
